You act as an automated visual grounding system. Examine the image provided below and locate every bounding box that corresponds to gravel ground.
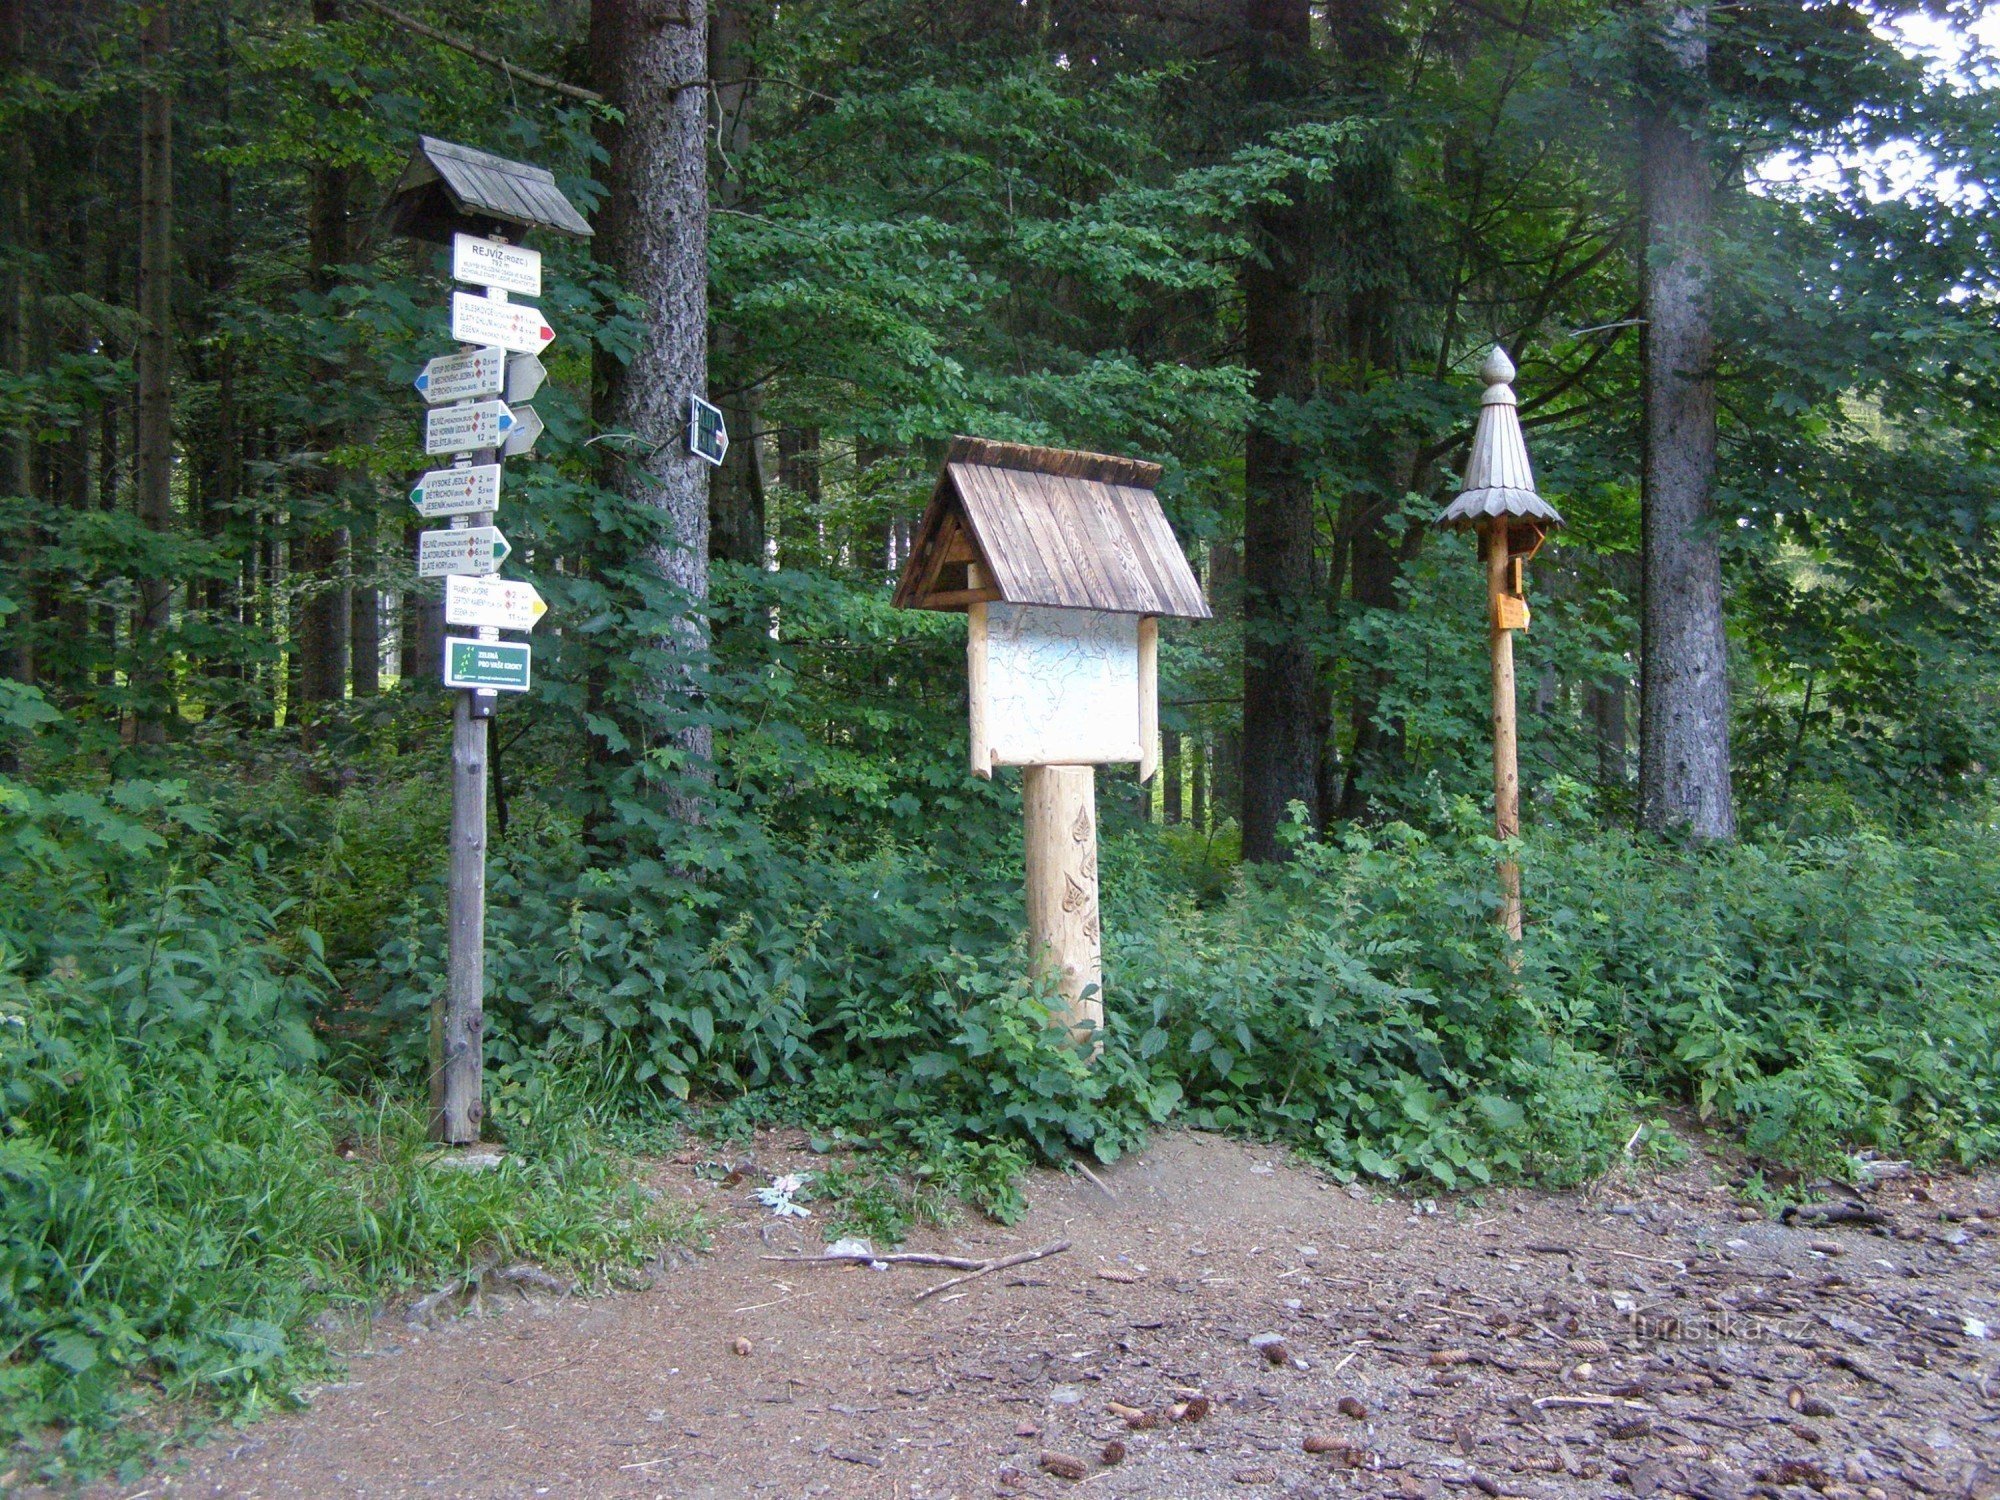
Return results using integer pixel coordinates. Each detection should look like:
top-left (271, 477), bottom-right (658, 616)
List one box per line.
top-left (93, 1130), bottom-right (1998, 1500)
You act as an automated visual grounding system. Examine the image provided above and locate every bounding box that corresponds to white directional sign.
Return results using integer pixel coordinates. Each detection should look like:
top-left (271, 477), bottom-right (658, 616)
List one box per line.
top-left (415, 346), bottom-right (504, 405)
top-left (446, 574), bottom-right (548, 632)
top-left (418, 525), bottom-right (512, 578)
top-left (452, 233), bottom-right (542, 298)
top-left (500, 404), bottom-right (543, 459)
top-left (688, 394), bottom-right (728, 467)
top-left (504, 353), bottom-right (546, 405)
top-left (451, 292), bottom-right (555, 355)
top-left (410, 463), bottom-right (502, 519)
top-left (425, 399), bottom-right (515, 455)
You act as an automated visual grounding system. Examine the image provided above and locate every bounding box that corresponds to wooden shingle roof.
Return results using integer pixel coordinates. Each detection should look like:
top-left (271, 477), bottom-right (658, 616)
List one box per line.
top-left (381, 136), bottom-right (594, 245)
top-left (895, 437), bottom-right (1210, 619)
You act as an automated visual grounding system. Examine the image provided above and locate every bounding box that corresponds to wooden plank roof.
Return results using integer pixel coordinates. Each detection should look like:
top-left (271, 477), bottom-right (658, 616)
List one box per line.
top-left (895, 436), bottom-right (1210, 619)
top-left (381, 136), bottom-right (594, 244)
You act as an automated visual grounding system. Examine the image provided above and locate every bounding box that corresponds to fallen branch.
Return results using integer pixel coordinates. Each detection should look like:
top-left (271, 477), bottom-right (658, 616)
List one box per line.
top-left (1531, 1394), bottom-right (1656, 1412)
top-left (915, 1241), bottom-right (1072, 1302)
top-left (764, 1248), bottom-right (989, 1270)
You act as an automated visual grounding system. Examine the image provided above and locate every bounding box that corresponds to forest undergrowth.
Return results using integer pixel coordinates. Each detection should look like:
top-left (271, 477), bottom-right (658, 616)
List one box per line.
top-left (5, 707), bottom-right (1999, 1482)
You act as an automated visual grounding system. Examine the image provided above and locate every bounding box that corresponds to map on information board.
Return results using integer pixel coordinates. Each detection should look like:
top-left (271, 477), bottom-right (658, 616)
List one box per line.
top-left (985, 603), bottom-right (1142, 765)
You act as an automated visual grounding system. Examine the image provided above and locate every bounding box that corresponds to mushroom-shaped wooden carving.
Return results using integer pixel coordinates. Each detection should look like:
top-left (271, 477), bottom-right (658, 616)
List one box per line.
top-left (1434, 348), bottom-right (1563, 942)
top-left (896, 436), bottom-right (1210, 1046)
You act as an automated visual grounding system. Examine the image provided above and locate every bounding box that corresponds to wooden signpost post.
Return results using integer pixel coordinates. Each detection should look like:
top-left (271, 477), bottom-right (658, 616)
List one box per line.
top-left (1434, 348), bottom-right (1564, 943)
top-left (894, 437), bottom-right (1209, 1046)
top-left (381, 137), bottom-right (591, 1148)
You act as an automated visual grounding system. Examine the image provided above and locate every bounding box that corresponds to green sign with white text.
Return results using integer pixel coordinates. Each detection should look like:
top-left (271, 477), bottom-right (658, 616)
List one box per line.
top-left (442, 637), bottom-right (532, 692)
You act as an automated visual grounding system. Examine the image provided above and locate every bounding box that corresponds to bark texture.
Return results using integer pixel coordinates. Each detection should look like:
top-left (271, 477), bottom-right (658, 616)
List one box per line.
top-left (590, 0), bottom-right (713, 794)
top-left (133, 0), bottom-right (174, 742)
top-left (295, 0), bottom-right (351, 715)
top-left (1637, 1), bottom-right (1734, 839)
top-left (2, 0), bottom-right (33, 720)
top-left (1237, 0), bottom-right (1319, 863)
top-left (706, 0), bottom-right (766, 569)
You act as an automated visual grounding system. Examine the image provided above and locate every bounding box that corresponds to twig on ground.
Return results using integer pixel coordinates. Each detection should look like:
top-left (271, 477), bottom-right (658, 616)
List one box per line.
top-left (914, 1241), bottom-right (1072, 1302)
top-left (1074, 1159), bottom-right (1117, 1199)
top-left (1532, 1394), bottom-right (1656, 1412)
top-left (763, 1249), bottom-right (989, 1269)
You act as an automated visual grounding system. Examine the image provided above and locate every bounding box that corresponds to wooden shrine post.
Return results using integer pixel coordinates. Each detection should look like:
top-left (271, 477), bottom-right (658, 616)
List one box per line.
top-left (895, 438), bottom-right (1209, 1050)
top-left (1436, 349), bottom-right (1563, 944)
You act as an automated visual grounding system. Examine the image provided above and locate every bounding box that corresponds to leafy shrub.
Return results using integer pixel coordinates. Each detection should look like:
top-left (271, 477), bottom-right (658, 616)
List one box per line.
top-left (0, 776), bottom-right (699, 1482)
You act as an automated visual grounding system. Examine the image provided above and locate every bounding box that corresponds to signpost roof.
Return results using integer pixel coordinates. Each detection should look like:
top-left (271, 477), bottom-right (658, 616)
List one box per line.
top-left (1435, 347), bottom-right (1565, 532)
top-left (382, 136), bottom-right (594, 244)
top-left (895, 436), bottom-right (1210, 619)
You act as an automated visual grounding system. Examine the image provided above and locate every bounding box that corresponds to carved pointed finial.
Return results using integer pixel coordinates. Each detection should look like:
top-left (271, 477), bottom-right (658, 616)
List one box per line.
top-left (1434, 344), bottom-right (1563, 532)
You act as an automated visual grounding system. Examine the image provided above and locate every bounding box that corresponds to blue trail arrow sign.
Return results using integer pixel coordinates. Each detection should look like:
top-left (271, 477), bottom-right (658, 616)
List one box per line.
top-left (415, 346), bottom-right (505, 405)
top-left (410, 463), bottom-right (502, 519)
top-left (425, 399), bottom-right (515, 455)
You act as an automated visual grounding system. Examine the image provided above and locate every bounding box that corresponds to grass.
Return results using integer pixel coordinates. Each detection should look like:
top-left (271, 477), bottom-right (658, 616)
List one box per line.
top-left (0, 1039), bottom-right (703, 1486)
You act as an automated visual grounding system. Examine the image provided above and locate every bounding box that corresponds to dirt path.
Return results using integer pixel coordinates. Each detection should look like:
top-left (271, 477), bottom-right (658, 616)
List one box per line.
top-left (108, 1132), bottom-right (1997, 1500)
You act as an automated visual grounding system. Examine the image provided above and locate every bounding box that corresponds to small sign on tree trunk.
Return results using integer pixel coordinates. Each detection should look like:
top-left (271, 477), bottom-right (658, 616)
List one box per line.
top-left (688, 394), bottom-right (728, 466)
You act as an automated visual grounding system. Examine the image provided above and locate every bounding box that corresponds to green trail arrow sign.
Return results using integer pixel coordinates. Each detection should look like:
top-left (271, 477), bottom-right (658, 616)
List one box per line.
top-left (442, 637), bottom-right (532, 692)
top-left (410, 462), bottom-right (502, 518)
top-left (417, 525), bottom-right (511, 578)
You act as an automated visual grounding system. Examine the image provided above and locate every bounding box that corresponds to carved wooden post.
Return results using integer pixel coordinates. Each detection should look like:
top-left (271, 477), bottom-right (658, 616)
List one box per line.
top-left (1436, 349), bottom-right (1562, 944)
top-left (1023, 765), bottom-right (1101, 1042)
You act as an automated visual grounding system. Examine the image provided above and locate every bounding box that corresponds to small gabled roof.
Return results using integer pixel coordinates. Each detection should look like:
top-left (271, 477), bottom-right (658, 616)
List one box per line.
top-left (1436, 347), bottom-right (1564, 531)
top-left (381, 136), bottom-right (594, 245)
top-left (895, 436), bottom-right (1210, 619)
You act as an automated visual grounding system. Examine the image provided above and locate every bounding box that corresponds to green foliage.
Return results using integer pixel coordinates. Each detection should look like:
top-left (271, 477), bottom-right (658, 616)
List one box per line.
top-left (0, 775), bottom-right (699, 1482)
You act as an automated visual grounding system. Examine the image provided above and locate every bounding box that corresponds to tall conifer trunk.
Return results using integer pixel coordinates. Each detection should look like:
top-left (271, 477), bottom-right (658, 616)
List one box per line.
top-left (295, 0), bottom-right (350, 720)
top-left (590, 0), bottom-right (712, 814)
top-left (707, 0), bottom-right (766, 570)
top-left (133, 0), bottom-right (175, 743)
top-left (2, 0), bottom-right (34, 717)
top-left (1238, 0), bottom-right (1319, 862)
top-left (1637, 0), bottom-right (1734, 838)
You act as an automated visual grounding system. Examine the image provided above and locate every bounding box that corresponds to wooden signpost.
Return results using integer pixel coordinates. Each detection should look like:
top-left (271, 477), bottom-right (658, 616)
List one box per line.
top-left (895, 437), bottom-right (1209, 1046)
top-left (382, 137), bottom-right (591, 1148)
top-left (1434, 348), bottom-right (1564, 943)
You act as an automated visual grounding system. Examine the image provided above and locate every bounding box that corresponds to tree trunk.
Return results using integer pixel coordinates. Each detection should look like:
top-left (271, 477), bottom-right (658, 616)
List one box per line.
top-left (1237, 0), bottom-right (1319, 862)
top-left (590, 0), bottom-right (712, 813)
top-left (1208, 538), bottom-right (1243, 828)
top-left (132, 0), bottom-right (175, 743)
top-left (706, 0), bottom-right (766, 569)
top-left (1161, 728), bottom-right (1181, 823)
top-left (350, 522), bottom-right (379, 695)
top-left (295, 0), bottom-right (350, 720)
top-left (1, 0), bottom-right (35, 756)
top-left (1636, 1), bottom-right (1734, 839)
top-left (1588, 678), bottom-right (1628, 787)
